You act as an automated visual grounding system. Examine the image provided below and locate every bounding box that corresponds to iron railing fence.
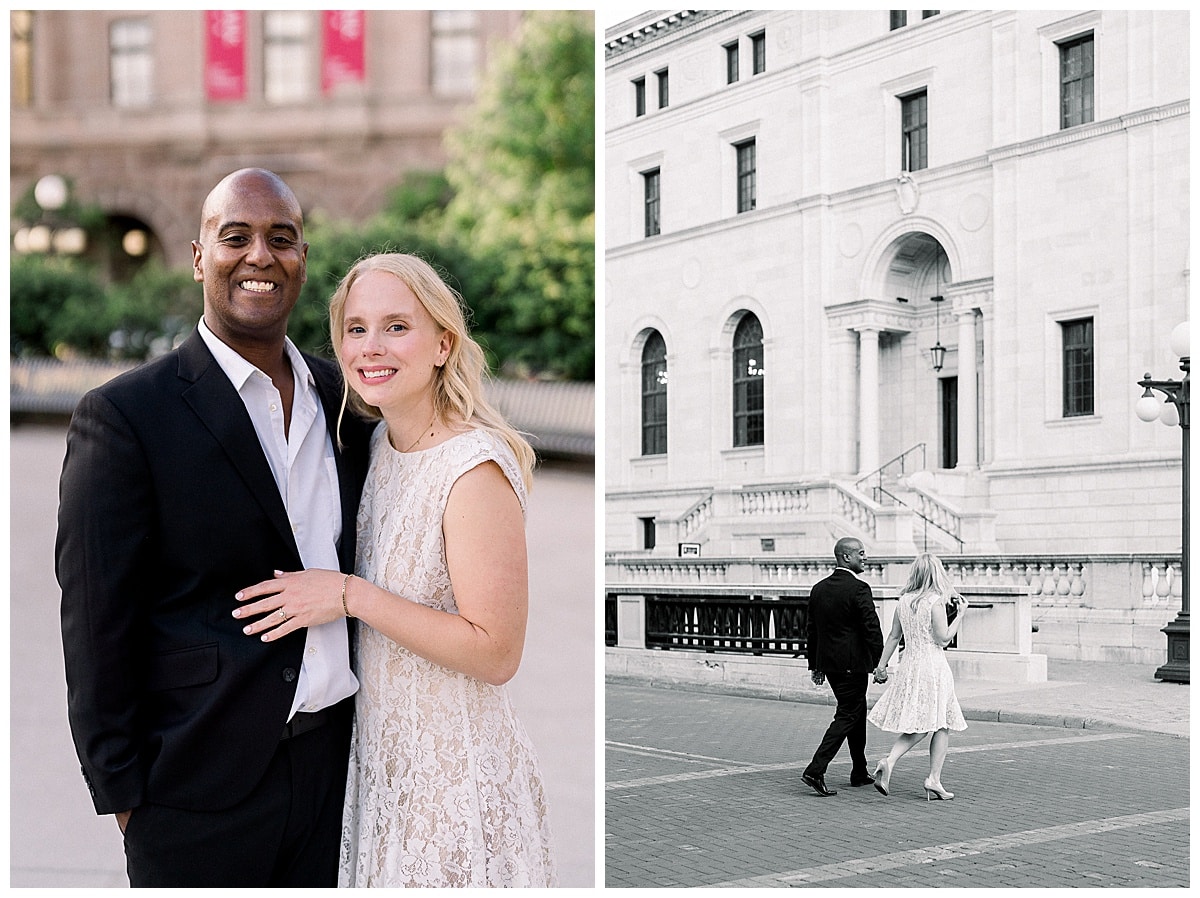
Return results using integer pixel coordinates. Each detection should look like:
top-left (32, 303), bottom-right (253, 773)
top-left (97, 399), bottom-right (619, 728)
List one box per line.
top-left (643, 594), bottom-right (808, 656)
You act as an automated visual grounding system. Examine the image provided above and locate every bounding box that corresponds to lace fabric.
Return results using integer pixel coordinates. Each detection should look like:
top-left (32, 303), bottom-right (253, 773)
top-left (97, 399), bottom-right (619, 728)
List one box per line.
top-left (339, 425), bottom-right (557, 887)
top-left (867, 592), bottom-right (967, 734)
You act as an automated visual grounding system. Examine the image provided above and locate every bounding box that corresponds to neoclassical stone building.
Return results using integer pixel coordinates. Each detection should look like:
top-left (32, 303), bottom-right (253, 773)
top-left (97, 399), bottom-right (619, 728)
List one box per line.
top-left (604, 10), bottom-right (1189, 663)
top-left (11, 10), bottom-right (524, 273)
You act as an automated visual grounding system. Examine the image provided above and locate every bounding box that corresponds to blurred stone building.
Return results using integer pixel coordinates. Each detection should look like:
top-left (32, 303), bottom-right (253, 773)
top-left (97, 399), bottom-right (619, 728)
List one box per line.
top-left (603, 10), bottom-right (1189, 664)
top-left (10, 10), bottom-right (524, 273)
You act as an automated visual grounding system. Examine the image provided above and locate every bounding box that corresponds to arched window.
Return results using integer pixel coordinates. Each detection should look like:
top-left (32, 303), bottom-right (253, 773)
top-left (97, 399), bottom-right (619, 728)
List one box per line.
top-left (641, 330), bottom-right (668, 455)
top-left (732, 314), bottom-right (764, 447)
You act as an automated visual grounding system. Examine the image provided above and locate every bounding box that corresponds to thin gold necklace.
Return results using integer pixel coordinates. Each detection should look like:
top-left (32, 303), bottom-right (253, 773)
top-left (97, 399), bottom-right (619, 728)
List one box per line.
top-left (403, 415), bottom-right (436, 452)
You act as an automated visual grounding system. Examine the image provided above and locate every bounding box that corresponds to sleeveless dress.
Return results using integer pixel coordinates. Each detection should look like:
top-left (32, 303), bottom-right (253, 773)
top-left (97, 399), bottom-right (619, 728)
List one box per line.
top-left (338, 425), bottom-right (557, 887)
top-left (867, 592), bottom-right (967, 734)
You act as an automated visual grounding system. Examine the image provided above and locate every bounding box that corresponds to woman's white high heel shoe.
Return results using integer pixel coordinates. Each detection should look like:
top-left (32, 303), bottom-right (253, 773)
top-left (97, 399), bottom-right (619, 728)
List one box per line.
top-left (924, 778), bottom-right (954, 801)
top-left (874, 759), bottom-right (892, 796)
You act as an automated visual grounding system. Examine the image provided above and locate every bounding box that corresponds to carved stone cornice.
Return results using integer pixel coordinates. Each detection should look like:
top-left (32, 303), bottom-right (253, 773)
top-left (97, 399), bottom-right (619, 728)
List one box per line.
top-left (604, 11), bottom-right (728, 61)
top-left (825, 298), bottom-right (918, 335)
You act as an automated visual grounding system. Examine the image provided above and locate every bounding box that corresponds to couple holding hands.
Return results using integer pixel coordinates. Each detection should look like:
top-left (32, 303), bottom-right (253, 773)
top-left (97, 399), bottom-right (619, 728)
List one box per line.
top-left (802, 538), bottom-right (968, 802)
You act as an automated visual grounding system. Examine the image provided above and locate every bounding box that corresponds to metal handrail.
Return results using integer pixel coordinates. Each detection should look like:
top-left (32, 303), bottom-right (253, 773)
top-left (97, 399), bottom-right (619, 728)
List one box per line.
top-left (855, 442), bottom-right (926, 497)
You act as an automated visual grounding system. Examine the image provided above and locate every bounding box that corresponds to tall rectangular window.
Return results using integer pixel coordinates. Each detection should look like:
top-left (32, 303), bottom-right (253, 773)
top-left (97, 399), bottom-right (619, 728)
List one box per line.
top-left (736, 139), bottom-right (757, 213)
top-left (264, 11), bottom-right (312, 104)
top-left (656, 68), bottom-right (669, 108)
top-left (1062, 318), bottom-right (1094, 417)
top-left (11, 10), bottom-right (33, 108)
top-left (643, 168), bottom-right (661, 237)
top-left (901, 89), bottom-right (928, 172)
top-left (110, 18), bottom-right (153, 108)
top-left (640, 517), bottom-right (657, 550)
top-left (633, 77), bottom-right (645, 116)
top-left (890, 11), bottom-right (908, 30)
top-left (750, 31), bottom-right (766, 74)
top-left (431, 10), bottom-right (479, 96)
top-left (725, 42), bottom-right (739, 84)
top-left (1059, 32), bottom-right (1094, 129)
top-left (922, 10), bottom-right (941, 19)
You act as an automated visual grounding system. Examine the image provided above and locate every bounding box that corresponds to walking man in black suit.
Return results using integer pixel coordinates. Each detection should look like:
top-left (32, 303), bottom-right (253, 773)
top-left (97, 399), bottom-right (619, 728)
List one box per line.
top-left (801, 537), bottom-right (885, 796)
top-left (56, 168), bottom-right (371, 885)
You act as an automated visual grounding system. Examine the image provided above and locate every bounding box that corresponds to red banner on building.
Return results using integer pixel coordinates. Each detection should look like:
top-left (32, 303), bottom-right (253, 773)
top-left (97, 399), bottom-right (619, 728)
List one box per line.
top-left (205, 10), bottom-right (246, 102)
top-left (322, 10), bottom-right (365, 94)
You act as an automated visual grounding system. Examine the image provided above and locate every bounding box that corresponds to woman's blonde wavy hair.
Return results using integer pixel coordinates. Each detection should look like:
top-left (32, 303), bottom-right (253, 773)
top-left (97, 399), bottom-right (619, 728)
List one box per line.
top-left (901, 552), bottom-right (959, 611)
top-left (329, 252), bottom-right (536, 490)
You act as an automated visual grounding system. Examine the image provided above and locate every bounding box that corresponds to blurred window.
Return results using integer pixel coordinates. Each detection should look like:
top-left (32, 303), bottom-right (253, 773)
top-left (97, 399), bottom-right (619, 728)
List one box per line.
top-left (432, 10), bottom-right (479, 96)
top-left (733, 314), bottom-right (765, 447)
top-left (11, 11), bottom-right (33, 108)
top-left (725, 42), bottom-right (739, 84)
top-left (633, 76), bottom-right (645, 116)
top-left (264, 11), bottom-right (312, 104)
top-left (110, 18), bottom-right (153, 108)
top-left (890, 11), bottom-right (907, 30)
top-left (641, 331), bottom-right (668, 455)
top-left (656, 68), bottom-right (668, 108)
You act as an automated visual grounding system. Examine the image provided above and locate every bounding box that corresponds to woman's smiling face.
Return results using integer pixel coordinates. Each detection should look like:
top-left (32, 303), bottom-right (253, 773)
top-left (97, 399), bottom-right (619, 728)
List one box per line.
top-left (339, 269), bottom-right (451, 415)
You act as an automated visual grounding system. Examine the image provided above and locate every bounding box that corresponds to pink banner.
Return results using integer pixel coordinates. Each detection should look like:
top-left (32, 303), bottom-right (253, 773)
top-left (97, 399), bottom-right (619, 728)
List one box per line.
top-left (205, 10), bottom-right (246, 102)
top-left (322, 10), bottom-right (365, 94)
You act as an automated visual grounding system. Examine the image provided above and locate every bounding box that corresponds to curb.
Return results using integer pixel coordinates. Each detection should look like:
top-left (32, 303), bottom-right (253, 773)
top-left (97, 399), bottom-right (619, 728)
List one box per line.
top-left (606, 675), bottom-right (1186, 740)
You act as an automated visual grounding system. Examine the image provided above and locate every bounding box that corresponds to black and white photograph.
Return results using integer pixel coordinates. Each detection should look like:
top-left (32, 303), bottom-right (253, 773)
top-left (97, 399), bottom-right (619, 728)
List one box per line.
top-left (602, 9), bottom-right (1189, 889)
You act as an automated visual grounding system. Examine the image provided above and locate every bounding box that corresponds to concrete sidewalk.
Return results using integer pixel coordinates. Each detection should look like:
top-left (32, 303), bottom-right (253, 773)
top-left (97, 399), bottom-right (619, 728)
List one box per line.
top-left (11, 422), bottom-right (596, 887)
top-left (949, 657), bottom-right (1189, 737)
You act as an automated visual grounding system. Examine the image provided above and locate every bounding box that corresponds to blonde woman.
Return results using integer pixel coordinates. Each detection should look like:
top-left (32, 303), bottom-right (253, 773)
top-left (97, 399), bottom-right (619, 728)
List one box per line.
top-left (867, 553), bottom-right (968, 801)
top-left (234, 253), bottom-right (555, 886)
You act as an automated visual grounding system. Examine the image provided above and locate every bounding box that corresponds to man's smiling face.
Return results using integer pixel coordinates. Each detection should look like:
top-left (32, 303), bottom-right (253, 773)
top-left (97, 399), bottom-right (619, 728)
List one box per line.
top-left (192, 170), bottom-right (308, 347)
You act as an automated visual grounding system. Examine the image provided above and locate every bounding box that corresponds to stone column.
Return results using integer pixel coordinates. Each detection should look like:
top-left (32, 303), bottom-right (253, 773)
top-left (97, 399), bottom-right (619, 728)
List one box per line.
top-left (828, 328), bottom-right (857, 475)
top-left (954, 304), bottom-right (978, 470)
top-left (856, 326), bottom-right (881, 475)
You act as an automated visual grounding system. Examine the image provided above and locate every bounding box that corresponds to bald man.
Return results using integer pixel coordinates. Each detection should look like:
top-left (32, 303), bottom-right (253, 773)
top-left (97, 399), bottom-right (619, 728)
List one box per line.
top-left (801, 537), bottom-right (885, 796)
top-left (57, 169), bottom-right (372, 885)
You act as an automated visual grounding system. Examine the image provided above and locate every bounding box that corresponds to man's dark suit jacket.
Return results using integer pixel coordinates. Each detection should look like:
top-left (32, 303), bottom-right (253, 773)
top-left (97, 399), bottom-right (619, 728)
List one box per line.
top-left (56, 329), bottom-right (370, 815)
top-left (806, 568), bottom-right (884, 674)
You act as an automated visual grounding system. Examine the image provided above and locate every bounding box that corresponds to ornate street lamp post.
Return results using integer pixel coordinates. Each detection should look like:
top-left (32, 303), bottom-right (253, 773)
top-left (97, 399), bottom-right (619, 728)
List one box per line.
top-left (1135, 321), bottom-right (1189, 683)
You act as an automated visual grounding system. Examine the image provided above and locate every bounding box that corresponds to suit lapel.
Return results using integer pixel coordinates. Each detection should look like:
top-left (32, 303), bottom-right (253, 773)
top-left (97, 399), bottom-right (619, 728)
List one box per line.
top-left (176, 331), bottom-right (301, 564)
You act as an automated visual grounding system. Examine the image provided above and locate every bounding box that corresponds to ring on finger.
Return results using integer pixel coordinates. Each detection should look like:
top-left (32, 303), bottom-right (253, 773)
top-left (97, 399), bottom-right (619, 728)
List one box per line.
top-left (277, 608), bottom-right (288, 620)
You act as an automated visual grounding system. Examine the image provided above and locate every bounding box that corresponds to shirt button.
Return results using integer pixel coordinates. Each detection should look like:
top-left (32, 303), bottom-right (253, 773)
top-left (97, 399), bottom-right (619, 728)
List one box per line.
top-left (307, 647), bottom-right (317, 656)
top-left (270, 403), bottom-right (278, 412)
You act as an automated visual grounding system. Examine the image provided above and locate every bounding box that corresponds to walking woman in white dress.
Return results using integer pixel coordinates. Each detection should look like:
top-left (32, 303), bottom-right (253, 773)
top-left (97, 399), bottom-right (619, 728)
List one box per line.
top-left (867, 553), bottom-right (968, 801)
top-left (234, 253), bottom-right (556, 886)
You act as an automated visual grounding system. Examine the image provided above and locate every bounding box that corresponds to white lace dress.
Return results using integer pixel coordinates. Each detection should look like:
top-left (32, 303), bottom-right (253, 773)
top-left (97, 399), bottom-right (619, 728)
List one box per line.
top-left (867, 592), bottom-right (967, 734)
top-left (338, 425), bottom-right (557, 888)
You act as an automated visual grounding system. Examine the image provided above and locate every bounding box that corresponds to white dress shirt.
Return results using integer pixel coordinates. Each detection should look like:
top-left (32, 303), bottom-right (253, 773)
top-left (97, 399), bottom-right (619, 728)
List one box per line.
top-left (198, 318), bottom-right (358, 719)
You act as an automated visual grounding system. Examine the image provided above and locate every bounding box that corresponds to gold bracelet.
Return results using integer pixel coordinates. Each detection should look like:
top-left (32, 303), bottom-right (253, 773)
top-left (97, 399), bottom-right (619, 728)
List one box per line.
top-left (341, 573), bottom-right (353, 618)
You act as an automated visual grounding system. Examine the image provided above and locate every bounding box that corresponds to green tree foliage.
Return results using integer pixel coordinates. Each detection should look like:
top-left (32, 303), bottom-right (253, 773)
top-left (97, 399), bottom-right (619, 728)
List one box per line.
top-left (440, 10), bottom-right (595, 380)
top-left (9, 12), bottom-right (596, 380)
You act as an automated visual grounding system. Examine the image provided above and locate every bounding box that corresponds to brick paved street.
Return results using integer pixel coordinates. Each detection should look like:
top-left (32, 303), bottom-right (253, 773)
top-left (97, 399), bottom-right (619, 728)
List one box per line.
top-left (606, 684), bottom-right (1189, 888)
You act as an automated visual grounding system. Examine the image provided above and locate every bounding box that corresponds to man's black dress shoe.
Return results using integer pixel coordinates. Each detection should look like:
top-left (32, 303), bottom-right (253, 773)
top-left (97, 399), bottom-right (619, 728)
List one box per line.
top-left (802, 773), bottom-right (837, 796)
top-left (850, 773), bottom-right (875, 787)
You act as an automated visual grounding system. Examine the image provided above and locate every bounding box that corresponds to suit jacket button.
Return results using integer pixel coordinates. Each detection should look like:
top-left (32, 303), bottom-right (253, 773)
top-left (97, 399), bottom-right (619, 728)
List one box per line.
top-left (282, 667), bottom-right (297, 683)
